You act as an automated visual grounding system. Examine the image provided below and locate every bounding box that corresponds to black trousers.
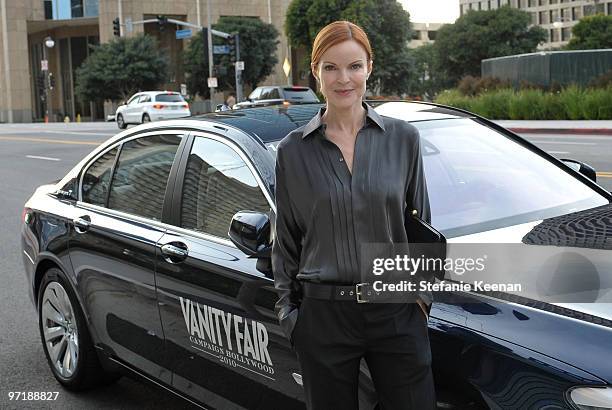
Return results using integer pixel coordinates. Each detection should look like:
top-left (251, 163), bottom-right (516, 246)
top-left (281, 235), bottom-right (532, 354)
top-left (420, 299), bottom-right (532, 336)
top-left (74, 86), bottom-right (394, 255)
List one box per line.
top-left (292, 298), bottom-right (436, 410)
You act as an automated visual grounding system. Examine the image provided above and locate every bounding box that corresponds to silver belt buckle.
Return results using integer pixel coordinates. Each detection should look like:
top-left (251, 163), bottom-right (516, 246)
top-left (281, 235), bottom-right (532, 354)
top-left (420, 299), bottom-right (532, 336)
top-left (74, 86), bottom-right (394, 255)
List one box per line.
top-left (355, 283), bottom-right (369, 303)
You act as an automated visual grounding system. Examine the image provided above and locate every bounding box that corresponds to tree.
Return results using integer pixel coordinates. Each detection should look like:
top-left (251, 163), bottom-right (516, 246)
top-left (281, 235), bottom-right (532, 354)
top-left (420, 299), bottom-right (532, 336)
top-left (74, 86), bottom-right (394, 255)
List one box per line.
top-left (285, 0), bottom-right (414, 95)
top-left (75, 34), bottom-right (168, 102)
top-left (183, 16), bottom-right (279, 99)
top-left (407, 44), bottom-right (447, 99)
top-left (566, 14), bottom-right (612, 50)
top-left (433, 6), bottom-right (546, 87)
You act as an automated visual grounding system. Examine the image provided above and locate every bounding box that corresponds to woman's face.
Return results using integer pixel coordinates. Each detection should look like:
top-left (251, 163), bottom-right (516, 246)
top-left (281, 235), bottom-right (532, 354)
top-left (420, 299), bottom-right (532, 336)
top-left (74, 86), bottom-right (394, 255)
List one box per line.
top-left (313, 40), bottom-right (372, 109)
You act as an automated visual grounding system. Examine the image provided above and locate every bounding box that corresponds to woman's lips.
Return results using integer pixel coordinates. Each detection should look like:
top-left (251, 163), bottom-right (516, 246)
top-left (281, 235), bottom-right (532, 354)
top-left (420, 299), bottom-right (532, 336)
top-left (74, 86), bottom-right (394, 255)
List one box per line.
top-left (334, 89), bottom-right (353, 96)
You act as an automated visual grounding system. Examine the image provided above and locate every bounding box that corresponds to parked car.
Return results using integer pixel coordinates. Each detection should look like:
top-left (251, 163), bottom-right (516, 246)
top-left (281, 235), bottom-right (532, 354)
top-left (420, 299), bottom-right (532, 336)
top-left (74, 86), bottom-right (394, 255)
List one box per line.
top-left (233, 85), bottom-right (320, 109)
top-left (115, 91), bottom-right (190, 129)
top-left (21, 102), bottom-right (612, 409)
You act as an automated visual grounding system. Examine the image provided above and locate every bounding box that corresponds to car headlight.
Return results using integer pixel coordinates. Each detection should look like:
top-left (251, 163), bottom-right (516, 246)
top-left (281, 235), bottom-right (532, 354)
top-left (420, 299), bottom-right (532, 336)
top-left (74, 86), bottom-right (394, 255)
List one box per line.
top-left (569, 387), bottom-right (612, 410)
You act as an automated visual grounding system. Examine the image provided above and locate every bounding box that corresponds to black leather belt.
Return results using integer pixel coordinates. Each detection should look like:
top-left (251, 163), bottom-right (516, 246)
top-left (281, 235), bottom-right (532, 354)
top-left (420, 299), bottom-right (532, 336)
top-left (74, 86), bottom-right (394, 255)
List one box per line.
top-left (302, 282), bottom-right (379, 303)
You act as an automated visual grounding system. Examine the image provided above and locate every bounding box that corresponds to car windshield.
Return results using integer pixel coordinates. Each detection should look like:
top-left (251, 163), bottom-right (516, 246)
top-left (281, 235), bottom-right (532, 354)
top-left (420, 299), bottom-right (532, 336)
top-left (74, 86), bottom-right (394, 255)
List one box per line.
top-left (283, 88), bottom-right (319, 102)
top-left (267, 118), bottom-right (608, 238)
top-left (413, 118), bottom-right (608, 237)
top-left (155, 94), bottom-right (184, 102)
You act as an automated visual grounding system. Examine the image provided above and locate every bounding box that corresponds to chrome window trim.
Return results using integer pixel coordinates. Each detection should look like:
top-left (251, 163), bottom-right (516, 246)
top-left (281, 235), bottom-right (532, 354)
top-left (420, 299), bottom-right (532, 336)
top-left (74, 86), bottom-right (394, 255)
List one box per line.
top-left (78, 129), bottom-right (188, 203)
top-left (188, 130), bottom-right (276, 214)
top-left (75, 201), bottom-right (236, 248)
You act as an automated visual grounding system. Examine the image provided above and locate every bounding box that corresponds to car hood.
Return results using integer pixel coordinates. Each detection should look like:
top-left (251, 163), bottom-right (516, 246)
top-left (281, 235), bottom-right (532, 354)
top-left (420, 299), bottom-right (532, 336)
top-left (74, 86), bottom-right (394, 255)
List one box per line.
top-left (444, 210), bottom-right (612, 383)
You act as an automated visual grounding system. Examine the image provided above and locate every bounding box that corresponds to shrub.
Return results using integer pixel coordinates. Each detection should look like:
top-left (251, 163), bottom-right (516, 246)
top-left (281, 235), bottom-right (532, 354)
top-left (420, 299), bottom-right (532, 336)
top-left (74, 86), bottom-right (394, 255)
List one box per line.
top-left (588, 70), bottom-right (612, 89)
top-left (558, 86), bottom-right (585, 120)
top-left (457, 76), bottom-right (512, 96)
top-left (435, 89), bottom-right (473, 111)
top-left (509, 89), bottom-right (546, 120)
top-left (582, 87), bottom-right (612, 120)
top-left (470, 88), bottom-right (513, 119)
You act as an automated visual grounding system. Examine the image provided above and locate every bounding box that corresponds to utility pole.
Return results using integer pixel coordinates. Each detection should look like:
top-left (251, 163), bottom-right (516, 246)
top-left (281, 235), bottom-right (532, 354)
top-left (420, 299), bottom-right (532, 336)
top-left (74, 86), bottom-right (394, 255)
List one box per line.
top-left (207, 0), bottom-right (215, 105)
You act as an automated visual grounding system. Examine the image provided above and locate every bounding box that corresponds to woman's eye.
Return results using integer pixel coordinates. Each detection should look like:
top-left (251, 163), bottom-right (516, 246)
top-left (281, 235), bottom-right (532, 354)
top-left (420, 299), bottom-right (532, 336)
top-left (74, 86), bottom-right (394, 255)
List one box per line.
top-left (351, 64), bottom-right (363, 70)
top-left (324, 65), bottom-right (335, 71)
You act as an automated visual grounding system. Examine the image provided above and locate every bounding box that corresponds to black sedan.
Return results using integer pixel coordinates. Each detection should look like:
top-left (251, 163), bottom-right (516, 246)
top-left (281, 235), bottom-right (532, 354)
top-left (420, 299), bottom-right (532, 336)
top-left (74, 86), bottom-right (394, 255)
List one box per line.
top-left (21, 102), bottom-right (612, 409)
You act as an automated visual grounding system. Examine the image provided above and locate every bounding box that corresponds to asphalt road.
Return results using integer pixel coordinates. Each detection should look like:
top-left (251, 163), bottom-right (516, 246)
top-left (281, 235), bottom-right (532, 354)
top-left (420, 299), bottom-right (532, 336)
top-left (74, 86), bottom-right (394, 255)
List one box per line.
top-left (0, 121), bottom-right (610, 409)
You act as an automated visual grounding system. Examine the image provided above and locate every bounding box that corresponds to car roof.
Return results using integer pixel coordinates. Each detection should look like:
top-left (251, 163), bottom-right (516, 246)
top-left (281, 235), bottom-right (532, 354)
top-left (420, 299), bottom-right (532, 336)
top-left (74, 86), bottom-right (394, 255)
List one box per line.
top-left (191, 101), bottom-right (472, 143)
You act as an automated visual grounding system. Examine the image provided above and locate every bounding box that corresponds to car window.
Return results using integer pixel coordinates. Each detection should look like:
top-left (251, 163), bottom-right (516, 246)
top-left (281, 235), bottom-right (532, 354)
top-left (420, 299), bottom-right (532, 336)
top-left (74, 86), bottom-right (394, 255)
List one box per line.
top-left (107, 134), bottom-right (183, 221)
top-left (248, 88), bottom-right (262, 100)
top-left (155, 93), bottom-right (184, 102)
top-left (283, 88), bottom-right (319, 102)
top-left (411, 119), bottom-right (608, 237)
top-left (267, 88), bottom-right (281, 99)
top-left (258, 88), bottom-right (272, 100)
top-left (180, 136), bottom-right (270, 239)
top-left (139, 95), bottom-right (151, 103)
top-left (127, 95), bottom-right (140, 105)
top-left (81, 147), bottom-right (119, 206)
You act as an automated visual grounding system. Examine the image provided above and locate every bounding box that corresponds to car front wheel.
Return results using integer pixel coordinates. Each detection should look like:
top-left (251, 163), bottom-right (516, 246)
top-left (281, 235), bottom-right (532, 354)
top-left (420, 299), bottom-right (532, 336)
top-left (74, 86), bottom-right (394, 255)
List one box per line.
top-left (142, 113), bottom-right (150, 123)
top-left (116, 114), bottom-right (127, 129)
top-left (38, 268), bottom-right (120, 390)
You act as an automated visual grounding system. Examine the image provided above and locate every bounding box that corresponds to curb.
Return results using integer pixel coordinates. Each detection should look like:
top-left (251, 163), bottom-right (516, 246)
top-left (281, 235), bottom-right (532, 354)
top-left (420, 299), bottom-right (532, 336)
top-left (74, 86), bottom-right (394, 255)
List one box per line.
top-left (507, 127), bottom-right (612, 135)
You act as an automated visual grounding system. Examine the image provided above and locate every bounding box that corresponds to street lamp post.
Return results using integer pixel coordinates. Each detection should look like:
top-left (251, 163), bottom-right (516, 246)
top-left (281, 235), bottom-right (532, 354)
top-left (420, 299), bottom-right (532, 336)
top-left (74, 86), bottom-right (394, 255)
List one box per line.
top-left (42, 36), bottom-right (55, 122)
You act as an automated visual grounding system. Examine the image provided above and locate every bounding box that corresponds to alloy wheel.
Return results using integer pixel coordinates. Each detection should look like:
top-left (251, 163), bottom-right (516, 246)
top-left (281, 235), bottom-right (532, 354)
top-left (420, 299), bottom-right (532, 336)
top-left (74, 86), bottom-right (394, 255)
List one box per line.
top-left (41, 282), bottom-right (79, 379)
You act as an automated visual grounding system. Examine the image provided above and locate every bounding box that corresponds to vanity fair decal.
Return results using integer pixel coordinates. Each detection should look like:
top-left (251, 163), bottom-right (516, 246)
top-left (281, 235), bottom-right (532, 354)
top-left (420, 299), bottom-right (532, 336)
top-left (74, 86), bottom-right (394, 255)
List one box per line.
top-left (180, 297), bottom-right (275, 379)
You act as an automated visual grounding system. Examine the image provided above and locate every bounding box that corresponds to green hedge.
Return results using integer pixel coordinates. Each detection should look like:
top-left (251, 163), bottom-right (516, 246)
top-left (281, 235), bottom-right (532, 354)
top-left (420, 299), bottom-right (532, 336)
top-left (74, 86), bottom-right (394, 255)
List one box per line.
top-left (434, 86), bottom-right (612, 120)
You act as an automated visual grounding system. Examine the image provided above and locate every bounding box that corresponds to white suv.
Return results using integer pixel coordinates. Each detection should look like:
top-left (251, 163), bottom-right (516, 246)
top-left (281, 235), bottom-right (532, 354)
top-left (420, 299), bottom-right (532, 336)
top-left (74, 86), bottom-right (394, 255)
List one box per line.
top-left (115, 91), bottom-right (191, 129)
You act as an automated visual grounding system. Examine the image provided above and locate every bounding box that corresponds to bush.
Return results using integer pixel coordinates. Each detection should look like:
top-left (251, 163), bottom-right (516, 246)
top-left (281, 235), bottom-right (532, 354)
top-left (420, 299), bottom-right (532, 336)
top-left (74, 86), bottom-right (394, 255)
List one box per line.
top-left (558, 86), bottom-right (585, 120)
top-left (509, 89), bottom-right (546, 120)
top-left (457, 76), bottom-right (512, 96)
top-left (588, 70), bottom-right (612, 89)
top-left (582, 87), bottom-right (612, 120)
top-left (435, 89), bottom-right (473, 111)
top-left (469, 88), bottom-right (513, 119)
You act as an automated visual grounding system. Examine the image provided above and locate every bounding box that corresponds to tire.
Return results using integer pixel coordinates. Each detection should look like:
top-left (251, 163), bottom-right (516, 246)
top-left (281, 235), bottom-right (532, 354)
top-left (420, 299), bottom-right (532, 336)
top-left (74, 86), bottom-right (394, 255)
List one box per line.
top-left (116, 114), bottom-right (127, 129)
top-left (142, 113), bottom-right (151, 123)
top-left (38, 268), bottom-right (120, 391)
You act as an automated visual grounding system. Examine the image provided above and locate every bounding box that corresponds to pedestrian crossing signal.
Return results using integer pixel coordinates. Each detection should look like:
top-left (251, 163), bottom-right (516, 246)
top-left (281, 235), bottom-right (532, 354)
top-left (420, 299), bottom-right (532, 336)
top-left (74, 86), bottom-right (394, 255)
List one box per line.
top-left (113, 18), bottom-right (120, 37)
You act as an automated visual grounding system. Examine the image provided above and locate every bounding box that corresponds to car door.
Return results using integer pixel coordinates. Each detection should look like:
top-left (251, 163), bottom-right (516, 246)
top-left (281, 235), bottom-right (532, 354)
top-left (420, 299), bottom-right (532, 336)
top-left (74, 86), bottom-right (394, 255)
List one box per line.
top-left (123, 94), bottom-right (142, 123)
top-left (155, 132), bottom-right (305, 409)
top-left (69, 131), bottom-right (187, 383)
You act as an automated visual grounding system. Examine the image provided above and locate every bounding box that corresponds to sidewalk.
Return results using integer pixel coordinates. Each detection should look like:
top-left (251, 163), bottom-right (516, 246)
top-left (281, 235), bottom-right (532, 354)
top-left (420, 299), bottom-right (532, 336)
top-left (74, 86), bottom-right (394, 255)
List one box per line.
top-left (494, 120), bottom-right (612, 135)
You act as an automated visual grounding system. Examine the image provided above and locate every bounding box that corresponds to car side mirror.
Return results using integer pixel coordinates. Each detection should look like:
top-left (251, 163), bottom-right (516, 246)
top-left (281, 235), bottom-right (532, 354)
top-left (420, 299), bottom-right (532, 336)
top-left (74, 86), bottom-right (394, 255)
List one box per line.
top-left (561, 159), bottom-right (597, 182)
top-left (229, 211), bottom-right (271, 258)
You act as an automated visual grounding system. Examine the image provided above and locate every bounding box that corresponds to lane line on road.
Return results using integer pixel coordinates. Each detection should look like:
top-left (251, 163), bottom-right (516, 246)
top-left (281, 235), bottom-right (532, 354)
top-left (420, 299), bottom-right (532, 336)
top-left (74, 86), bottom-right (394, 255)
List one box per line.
top-left (531, 141), bottom-right (596, 145)
top-left (546, 151), bottom-right (570, 154)
top-left (596, 172), bottom-right (612, 178)
top-left (0, 136), bottom-right (101, 146)
top-left (26, 155), bottom-right (61, 161)
top-left (41, 130), bottom-right (112, 136)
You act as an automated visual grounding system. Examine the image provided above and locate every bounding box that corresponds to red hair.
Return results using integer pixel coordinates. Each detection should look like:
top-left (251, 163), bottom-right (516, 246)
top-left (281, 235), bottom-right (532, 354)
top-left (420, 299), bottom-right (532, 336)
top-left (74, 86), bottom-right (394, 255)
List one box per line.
top-left (311, 21), bottom-right (373, 70)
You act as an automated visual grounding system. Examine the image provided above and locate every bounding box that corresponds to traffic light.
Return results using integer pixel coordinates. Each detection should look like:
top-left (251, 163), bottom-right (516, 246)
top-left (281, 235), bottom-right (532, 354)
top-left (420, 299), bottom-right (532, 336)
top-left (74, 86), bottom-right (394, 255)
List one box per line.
top-left (36, 73), bottom-right (45, 92)
top-left (48, 72), bottom-right (55, 90)
top-left (157, 15), bottom-right (168, 33)
top-left (201, 28), bottom-right (208, 54)
top-left (113, 17), bottom-right (120, 37)
top-left (227, 34), bottom-right (236, 63)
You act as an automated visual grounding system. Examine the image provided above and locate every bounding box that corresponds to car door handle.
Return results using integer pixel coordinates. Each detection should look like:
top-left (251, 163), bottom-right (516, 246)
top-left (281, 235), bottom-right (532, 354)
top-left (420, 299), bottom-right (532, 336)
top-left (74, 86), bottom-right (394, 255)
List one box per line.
top-left (73, 216), bottom-right (91, 233)
top-left (160, 243), bottom-right (189, 262)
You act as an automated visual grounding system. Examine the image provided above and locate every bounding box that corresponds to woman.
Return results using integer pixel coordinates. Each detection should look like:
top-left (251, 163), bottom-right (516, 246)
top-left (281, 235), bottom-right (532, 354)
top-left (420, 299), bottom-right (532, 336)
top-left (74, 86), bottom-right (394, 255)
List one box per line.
top-left (272, 21), bottom-right (436, 410)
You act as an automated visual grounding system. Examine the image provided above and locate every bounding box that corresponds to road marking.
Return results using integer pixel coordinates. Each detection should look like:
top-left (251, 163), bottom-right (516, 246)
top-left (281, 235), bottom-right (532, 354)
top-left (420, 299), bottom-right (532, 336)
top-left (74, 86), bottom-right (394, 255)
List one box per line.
top-left (26, 155), bottom-right (60, 161)
top-left (546, 151), bottom-right (570, 154)
top-left (41, 130), bottom-right (112, 136)
top-left (0, 136), bottom-right (101, 145)
top-left (597, 172), bottom-right (612, 178)
top-left (531, 141), bottom-right (596, 145)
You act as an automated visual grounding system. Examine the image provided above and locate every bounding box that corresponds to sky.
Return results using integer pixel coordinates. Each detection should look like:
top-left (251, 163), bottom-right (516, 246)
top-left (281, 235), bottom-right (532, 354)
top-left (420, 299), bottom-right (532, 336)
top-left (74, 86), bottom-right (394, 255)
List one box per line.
top-left (400, 0), bottom-right (461, 23)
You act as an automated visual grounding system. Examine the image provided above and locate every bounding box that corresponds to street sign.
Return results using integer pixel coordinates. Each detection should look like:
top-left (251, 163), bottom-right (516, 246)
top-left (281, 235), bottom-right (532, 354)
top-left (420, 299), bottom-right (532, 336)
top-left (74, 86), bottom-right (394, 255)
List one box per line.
top-left (235, 61), bottom-right (244, 71)
top-left (213, 45), bottom-right (230, 54)
top-left (207, 77), bottom-right (218, 88)
top-left (180, 83), bottom-right (187, 96)
top-left (125, 18), bottom-right (133, 33)
top-left (41, 60), bottom-right (48, 71)
top-left (176, 29), bottom-right (193, 40)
